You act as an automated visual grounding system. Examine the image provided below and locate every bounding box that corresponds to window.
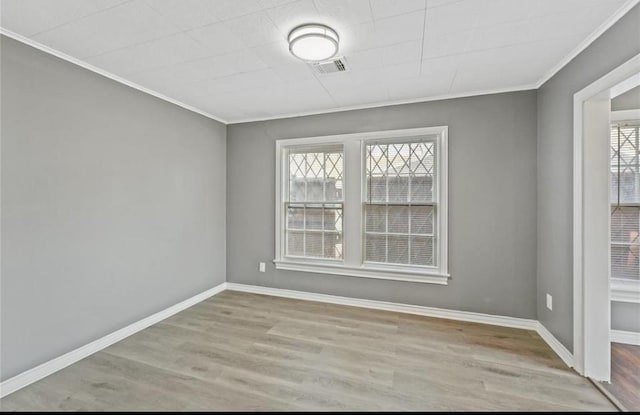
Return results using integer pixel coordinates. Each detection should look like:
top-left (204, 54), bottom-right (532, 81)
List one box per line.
top-left (275, 127), bottom-right (448, 284)
top-left (364, 140), bottom-right (436, 267)
top-left (285, 146), bottom-right (344, 260)
top-left (610, 118), bottom-right (640, 290)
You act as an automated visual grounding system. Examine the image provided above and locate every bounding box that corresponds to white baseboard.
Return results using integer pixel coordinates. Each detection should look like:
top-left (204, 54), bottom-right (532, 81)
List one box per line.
top-left (225, 283), bottom-right (538, 330)
top-left (0, 282), bottom-right (227, 399)
top-left (611, 329), bottom-right (640, 345)
top-left (1, 281), bottom-right (578, 400)
top-left (226, 283), bottom-right (576, 368)
top-left (535, 322), bottom-right (574, 368)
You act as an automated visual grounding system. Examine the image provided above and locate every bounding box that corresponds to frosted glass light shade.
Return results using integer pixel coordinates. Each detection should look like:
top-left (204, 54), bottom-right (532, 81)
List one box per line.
top-left (288, 24), bottom-right (339, 62)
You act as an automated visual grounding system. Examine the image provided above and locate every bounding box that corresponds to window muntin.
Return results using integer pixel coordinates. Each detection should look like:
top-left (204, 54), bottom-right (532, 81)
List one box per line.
top-left (611, 122), bottom-right (640, 282)
top-left (285, 146), bottom-right (344, 260)
top-left (275, 127), bottom-right (448, 284)
top-left (364, 139), bottom-right (437, 267)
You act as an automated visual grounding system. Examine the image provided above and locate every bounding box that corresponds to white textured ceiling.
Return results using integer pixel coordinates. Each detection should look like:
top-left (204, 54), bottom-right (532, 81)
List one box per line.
top-left (0, 0), bottom-right (632, 122)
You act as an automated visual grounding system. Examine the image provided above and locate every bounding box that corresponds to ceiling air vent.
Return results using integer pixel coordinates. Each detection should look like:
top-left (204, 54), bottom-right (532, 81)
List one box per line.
top-left (310, 57), bottom-right (349, 75)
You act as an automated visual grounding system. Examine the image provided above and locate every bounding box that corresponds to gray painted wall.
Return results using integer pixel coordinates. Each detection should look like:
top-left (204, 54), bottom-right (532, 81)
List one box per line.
top-left (227, 91), bottom-right (538, 319)
top-left (612, 84), bottom-right (640, 111)
top-left (537, 5), bottom-right (640, 351)
top-left (0, 36), bottom-right (227, 381)
top-left (612, 302), bottom-right (640, 333)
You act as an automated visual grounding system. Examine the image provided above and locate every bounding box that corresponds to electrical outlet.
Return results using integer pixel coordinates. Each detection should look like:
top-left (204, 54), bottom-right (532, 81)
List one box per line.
top-left (259, 262), bottom-right (266, 273)
top-left (546, 293), bottom-right (553, 311)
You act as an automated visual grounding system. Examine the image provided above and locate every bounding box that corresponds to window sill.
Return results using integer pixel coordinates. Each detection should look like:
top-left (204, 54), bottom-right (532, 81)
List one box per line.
top-left (273, 260), bottom-right (449, 285)
top-left (611, 279), bottom-right (640, 303)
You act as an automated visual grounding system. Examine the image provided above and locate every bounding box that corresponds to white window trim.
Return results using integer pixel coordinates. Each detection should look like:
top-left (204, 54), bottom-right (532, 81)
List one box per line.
top-left (274, 126), bottom-right (449, 285)
top-left (610, 110), bottom-right (640, 300)
top-left (611, 278), bottom-right (640, 303)
top-left (611, 109), bottom-right (640, 122)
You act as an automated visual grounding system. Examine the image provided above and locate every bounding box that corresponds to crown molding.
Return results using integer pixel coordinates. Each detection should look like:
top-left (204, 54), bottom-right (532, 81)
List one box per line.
top-left (227, 84), bottom-right (538, 124)
top-left (3, 0), bottom-right (638, 125)
top-left (0, 27), bottom-right (228, 124)
top-left (0, 28), bottom-right (537, 126)
top-left (535, 0), bottom-right (640, 88)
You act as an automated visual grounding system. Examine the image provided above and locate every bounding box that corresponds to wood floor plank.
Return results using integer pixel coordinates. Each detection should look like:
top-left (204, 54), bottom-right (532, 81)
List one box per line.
top-left (601, 342), bottom-right (640, 411)
top-left (0, 291), bottom-right (616, 412)
top-left (213, 368), bottom-right (352, 412)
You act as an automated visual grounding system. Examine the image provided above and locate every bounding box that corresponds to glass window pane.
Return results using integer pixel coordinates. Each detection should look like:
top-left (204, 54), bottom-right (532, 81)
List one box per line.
top-left (287, 231), bottom-right (304, 257)
top-left (610, 123), bottom-right (640, 281)
top-left (288, 148), bottom-right (343, 203)
top-left (307, 152), bottom-right (323, 178)
top-left (364, 139), bottom-right (438, 267)
top-left (388, 176), bottom-right (408, 202)
top-left (324, 232), bottom-right (342, 259)
top-left (366, 145), bottom-right (387, 203)
top-left (410, 236), bottom-right (434, 266)
top-left (611, 206), bottom-right (640, 280)
top-left (611, 244), bottom-right (640, 280)
top-left (365, 234), bottom-right (386, 263)
top-left (305, 231), bottom-right (323, 258)
top-left (410, 206), bottom-right (433, 235)
top-left (410, 175), bottom-right (433, 203)
top-left (366, 205), bottom-right (386, 233)
top-left (611, 207), bottom-right (640, 244)
top-left (388, 235), bottom-right (409, 264)
top-left (325, 180), bottom-right (341, 202)
top-left (611, 125), bottom-right (640, 204)
top-left (290, 153), bottom-right (306, 178)
top-left (326, 152), bottom-right (343, 201)
top-left (368, 176), bottom-right (387, 202)
top-left (287, 150), bottom-right (344, 202)
top-left (324, 208), bottom-right (342, 232)
top-left (285, 145), bottom-right (344, 261)
top-left (287, 206), bottom-right (304, 229)
top-left (289, 153), bottom-right (307, 201)
top-left (307, 179), bottom-right (324, 201)
top-left (305, 207), bottom-right (323, 230)
top-left (290, 179), bottom-right (306, 202)
top-left (388, 206), bottom-right (409, 234)
top-left (410, 142), bottom-right (435, 203)
top-left (366, 141), bottom-right (436, 204)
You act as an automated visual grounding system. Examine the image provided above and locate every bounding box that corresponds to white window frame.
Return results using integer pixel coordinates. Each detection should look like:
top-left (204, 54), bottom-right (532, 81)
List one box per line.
top-left (610, 109), bottom-right (640, 303)
top-left (274, 126), bottom-right (449, 285)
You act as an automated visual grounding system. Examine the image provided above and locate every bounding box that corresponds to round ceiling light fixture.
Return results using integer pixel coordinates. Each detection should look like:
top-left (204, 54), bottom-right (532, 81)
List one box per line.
top-left (288, 24), bottom-right (339, 62)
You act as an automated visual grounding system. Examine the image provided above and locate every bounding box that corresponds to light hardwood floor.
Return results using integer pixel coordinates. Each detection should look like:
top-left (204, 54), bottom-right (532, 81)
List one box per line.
top-left (0, 290), bottom-right (616, 412)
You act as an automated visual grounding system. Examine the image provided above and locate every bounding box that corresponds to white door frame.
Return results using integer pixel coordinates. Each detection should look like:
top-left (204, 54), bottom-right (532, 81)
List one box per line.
top-left (573, 53), bottom-right (640, 381)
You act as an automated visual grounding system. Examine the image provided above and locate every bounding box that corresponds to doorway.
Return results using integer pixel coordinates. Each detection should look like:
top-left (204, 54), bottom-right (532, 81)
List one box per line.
top-left (597, 87), bottom-right (640, 411)
top-left (573, 53), bottom-right (640, 383)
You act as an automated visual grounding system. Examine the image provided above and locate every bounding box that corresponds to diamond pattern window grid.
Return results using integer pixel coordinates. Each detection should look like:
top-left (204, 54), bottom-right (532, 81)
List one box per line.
top-left (364, 141), bottom-right (436, 267)
top-left (286, 148), bottom-right (343, 260)
top-left (611, 124), bottom-right (640, 204)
